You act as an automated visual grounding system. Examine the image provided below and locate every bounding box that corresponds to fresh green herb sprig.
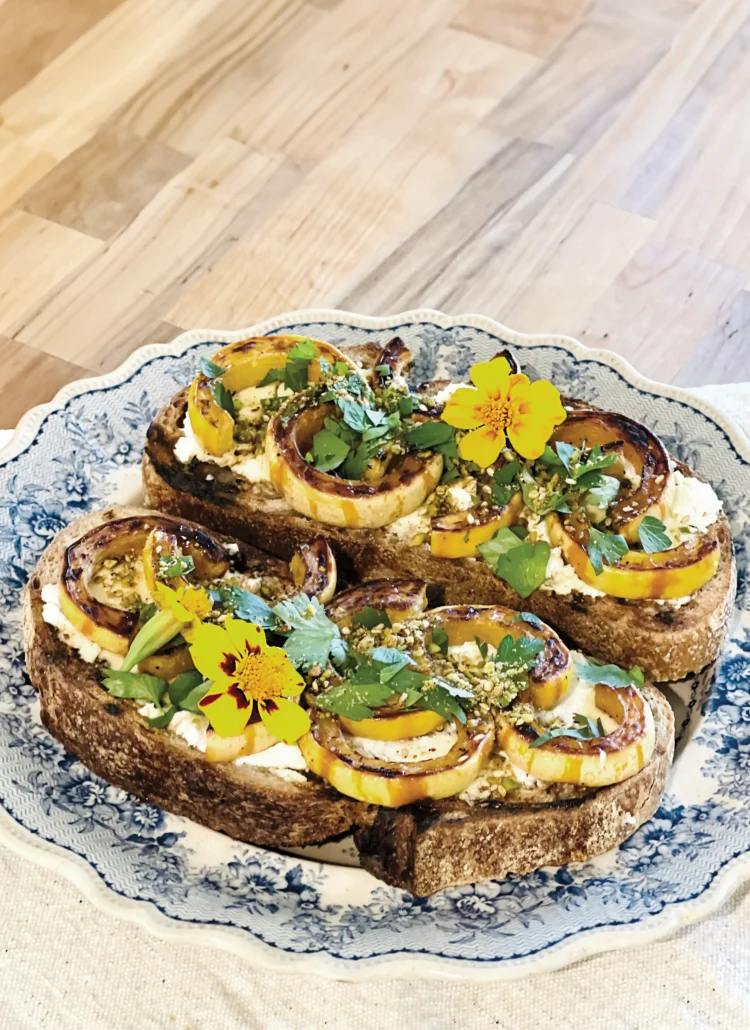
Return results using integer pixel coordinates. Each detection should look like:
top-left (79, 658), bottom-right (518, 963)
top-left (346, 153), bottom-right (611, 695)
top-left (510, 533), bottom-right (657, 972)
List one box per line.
top-left (211, 381), bottom-right (237, 420)
top-left (200, 358), bottom-right (226, 380)
top-left (157, 552), bottom-right (196, 579)
top-left (638, 515), bottom-right (672, 553)
top-left (530, 713), bottom-right (606, 749)
top-left (574, 654), bottom-right (644, 689)
top-left (477, 528), bottom-right (550, 598)
top-left (351, 607), bottom-right (392, 629)
top-left (586, 527), bottom-right (628, 575)
top-left (101, 668), bottom-right (209, 729)
top-left (259, 339), bottom-right (317, 393)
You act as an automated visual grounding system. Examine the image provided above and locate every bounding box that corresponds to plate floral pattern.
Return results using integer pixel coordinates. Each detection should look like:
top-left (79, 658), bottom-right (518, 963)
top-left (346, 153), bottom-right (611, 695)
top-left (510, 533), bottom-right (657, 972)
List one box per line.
top-left (0, 309), bottom-right (748, 981)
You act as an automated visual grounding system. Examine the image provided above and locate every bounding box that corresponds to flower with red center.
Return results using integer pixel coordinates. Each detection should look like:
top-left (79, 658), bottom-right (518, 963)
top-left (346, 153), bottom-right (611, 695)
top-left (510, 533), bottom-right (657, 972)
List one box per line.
top-left (189, 618), bottom-right (309, 740)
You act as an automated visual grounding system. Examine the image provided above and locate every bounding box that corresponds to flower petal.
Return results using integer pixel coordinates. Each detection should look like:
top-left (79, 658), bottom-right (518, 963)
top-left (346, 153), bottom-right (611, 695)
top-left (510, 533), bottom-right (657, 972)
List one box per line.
top-left (470, 357), bottom-right (511, 396)
top-left (441, 387), bottom-right (486, 430)
top-left (152, 582), bottom-right (193, 624)
top-left (507, 378), bottom-right (567, 459)
top-left (189, 621), bottom-right (241, 687)
top-left (199, 686), bottom-right (253, 737)
top-left (258, 696), bottom-right (311, 743)
top-left (458, 424), bottom-right (505, 467)
top-left (223, 617), bottom-right (268, 656)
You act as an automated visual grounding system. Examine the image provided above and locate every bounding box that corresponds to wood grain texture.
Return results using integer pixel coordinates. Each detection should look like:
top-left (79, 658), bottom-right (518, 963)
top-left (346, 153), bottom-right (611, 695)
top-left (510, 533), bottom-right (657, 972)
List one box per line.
top-left (0, 0), bottom-right (746, 431)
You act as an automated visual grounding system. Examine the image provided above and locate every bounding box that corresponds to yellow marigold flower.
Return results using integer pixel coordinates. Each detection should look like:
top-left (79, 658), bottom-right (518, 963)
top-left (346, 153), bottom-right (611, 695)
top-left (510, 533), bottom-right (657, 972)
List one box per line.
top-left (189, 618), bottom-right (309, 740)
top-left (152, 582), bottom-right (213, 643)
top-left (441, 356), bottom-right (566, 466)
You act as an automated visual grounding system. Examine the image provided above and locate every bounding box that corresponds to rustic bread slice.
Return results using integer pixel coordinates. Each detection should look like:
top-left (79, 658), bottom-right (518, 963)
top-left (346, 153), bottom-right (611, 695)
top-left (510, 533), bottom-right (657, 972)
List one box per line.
top-left (144, 379), bottom-right (735, 682)
top-left (24, 507), bottom-right (674, 895)
top-left (22, 506), bottom-right (372, 847)
top-left (354, 685), bottom-right (673, 895)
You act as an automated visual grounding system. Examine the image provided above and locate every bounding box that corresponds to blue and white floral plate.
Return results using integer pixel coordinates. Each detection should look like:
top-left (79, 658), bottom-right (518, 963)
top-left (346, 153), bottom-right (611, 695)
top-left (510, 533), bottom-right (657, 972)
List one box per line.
top-left (1, 309), bottom-right (748, 981)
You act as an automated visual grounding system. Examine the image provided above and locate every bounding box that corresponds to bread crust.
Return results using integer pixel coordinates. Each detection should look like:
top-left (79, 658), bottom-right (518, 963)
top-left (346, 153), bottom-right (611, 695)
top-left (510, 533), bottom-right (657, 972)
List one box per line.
top-left (144, 386), bottom-right (735, 681)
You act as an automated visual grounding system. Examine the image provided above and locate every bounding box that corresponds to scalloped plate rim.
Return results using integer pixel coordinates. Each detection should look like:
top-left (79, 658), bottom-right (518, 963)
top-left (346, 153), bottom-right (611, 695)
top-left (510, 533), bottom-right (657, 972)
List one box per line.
top-left (1, 306), bottom-right (747, 982)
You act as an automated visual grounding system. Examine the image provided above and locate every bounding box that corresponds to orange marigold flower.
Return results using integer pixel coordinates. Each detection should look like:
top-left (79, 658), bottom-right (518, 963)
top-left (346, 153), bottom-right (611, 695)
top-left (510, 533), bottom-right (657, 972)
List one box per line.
top-left (441, 356), bottom-right (566, 466)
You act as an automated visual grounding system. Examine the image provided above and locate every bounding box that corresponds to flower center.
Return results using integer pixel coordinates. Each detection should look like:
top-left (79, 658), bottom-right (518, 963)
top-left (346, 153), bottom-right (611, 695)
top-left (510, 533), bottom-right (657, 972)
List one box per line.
top-left (480, 398), bottom-right (512, 431)
top-left (177, 586), bottom-right (212, 619)
top-left (233, 648), bottom-right (281, 701)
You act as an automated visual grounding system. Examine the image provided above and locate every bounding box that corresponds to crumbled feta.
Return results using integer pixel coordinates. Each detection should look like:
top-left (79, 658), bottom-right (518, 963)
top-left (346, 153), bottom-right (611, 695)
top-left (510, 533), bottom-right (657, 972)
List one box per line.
top-left (347, 723), bottom-right (458, 763)
top-left (445, 477), bottom-right (477, 513)
top-left (386, 506), bottom-right (431, 543)
top-left (447, 641), bottom-right (490, 666)
top-left (431, 382), bottom-right (464, 407)
top-left (41, 583), bottom-right (124, 669)
top-left (232, 454), bottom-right (270, 483)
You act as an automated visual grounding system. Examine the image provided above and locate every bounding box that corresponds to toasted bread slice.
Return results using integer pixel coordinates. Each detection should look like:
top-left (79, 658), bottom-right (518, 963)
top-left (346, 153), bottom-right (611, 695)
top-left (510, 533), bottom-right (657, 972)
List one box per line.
top-left (22, 507), bottom-right (371, 847)
top-left (144, 377), bottom-right (735, 682)
top-left (24, 507), bottom-right (673, 895)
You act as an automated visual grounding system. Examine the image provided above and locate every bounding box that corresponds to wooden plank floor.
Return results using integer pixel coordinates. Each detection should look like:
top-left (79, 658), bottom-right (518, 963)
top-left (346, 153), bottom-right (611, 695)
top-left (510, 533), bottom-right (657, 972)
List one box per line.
top-left (0, 0), bottom-right (748, 428)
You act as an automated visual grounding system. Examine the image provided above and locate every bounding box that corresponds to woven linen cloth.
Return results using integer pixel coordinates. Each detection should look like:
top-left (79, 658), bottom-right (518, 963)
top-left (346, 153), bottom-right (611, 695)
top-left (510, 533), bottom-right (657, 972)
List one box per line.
top-left (0, 383), bottom-right (748, 1030)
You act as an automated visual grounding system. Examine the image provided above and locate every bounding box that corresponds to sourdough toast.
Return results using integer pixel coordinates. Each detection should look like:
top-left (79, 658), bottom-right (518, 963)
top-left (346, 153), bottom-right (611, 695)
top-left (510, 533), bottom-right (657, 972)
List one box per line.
top-left (24, 507), bottom-right (674, 895)
top-left (144, 374), bottom-right (735, 682)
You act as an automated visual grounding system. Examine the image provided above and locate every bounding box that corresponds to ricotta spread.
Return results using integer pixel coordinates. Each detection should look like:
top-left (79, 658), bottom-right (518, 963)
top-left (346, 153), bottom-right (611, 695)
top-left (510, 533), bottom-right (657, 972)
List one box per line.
top-left (41, 583), bottom-right (123, 669)
top-left (536, 662), bottom-right (619, 734)
top-left (346, 723), bottom-right (458, 762)
top-left (662, 470), bottom-right (722, 543)
top-left (385, 506), bottom-right (431, 543)
top-left (137, 705), bottom-right (307, 780)
top-left (527, 516), bottom-right (604, 597)
top-left (431, 382), bottom-right (464, 407)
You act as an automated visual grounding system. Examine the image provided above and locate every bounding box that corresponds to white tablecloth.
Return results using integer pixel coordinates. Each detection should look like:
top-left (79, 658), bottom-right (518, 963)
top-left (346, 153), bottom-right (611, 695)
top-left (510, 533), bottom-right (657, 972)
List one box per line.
top-left (1, 383), bottom-right (748, 1029)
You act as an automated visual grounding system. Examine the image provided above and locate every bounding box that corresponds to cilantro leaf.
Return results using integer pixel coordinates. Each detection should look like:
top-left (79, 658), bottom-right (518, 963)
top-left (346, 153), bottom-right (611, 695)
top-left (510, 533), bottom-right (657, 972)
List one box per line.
top-left (539, 444), bottom-right (566, 470)
top-left (478, 529), bottom-right (550, 598)
top-left (579, 444), bottom-right (618, 476)
top-left (259, 340), bottom-right (316, 392)
top-left (554, 441), bottom-right (577, 472)
top-left (404, 420), bottom-right (455, 451)
top-left (147, 705), bottom-right (177, 729)
top-left (492, 460), bottom-right (520, 508)
top-left (272, 594), bottom-right (347, 669)
top-left (431, 621), bottom-right (449, 656)
top-left (207, 585), bottom-right (277, 628)
top-left (312, 428), bottom-right (351, 472)
top-left (157, 552), bottom-right (195, 579)
top-left (101, 671), bottom-right (167, 706)
top-left (639, 515), bottom-right (672, 553)
top-left (211, 381), bottom-right (236, 420)
top-left (587, 528), bottom-right (628, 575)
top-left (339, 438), bottom-right (384, 480)
top-left (530, 720), bottom-right (604, 748)
top-left (351, 607), bottom-right (391, 629)
top-left (288, 339), bottom-right (317, 362)
top-left (315, 680), bottom-right (394, 721)
top-left (200, 358), bottom-right (226, 379)
top-left (417, 683), bottom-right (468, 724)
top-left (337, 397), bottom-right (369, 434)
top-left (575, 655), bottom-right (644, 689)
top-left (369, 648), bottom-right (412, 678)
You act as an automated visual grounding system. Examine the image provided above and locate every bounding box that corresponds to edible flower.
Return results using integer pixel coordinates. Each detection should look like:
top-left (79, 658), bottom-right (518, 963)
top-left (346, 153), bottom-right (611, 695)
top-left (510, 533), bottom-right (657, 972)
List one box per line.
top-left (189, 618), bottom-right (309, 740)
top-left (441, 356), bottom-right (566, 466)
top-left (152, 582), bottom-right (213, 643)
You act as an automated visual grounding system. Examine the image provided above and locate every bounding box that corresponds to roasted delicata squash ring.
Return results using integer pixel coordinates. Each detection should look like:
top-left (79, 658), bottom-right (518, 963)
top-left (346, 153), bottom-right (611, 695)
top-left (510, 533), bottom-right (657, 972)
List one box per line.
top-left (267, 402), bottom-right (443, 528)
top-left (430, 492), bottom-right (524, 558)
top-left (497, 683), bottom-right (656, 787)
top-left (339, 707), bottom-right (445, 741)
top-left (187, 335), bottom-right (355, 457)
top-left (430, 604), bottom-right (573, 711)
top-left (142, 525), bottom-right (231, 600)
top-left (59, 516), bottom-right (231, 655)
top-left (372, 337), bottom-right (413, 388)
top-left (549, 514), bottom-right (720, 599)
top-left (324, 579), bottom-right (428, 627)
top-left (289, 537), bottom-right (337, 603)
top-left (298, 712), bottom-right (494, 807)
top-left (551, 411), bottom-right (673, 543)
top-left (205, 712), bottom-right (280, 763)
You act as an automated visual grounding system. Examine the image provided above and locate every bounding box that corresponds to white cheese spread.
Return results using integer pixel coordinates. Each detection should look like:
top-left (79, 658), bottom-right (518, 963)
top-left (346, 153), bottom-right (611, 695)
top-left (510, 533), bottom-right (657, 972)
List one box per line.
top-left (137, 705), bottom-right (307, 780)
top-left (431, 382), bottom-right (464, 407)
top-left (445, 478), bottom-right (476, 513)
top-left (527, 515), bottom-right (605, 597)
top-left (536, 662), bottom-right (619, 733)
top-left (41, 583), bottom-right (123, 669)
top-left (346, 723), bottom-right (458, 763)
top-left (662, 470), bottom-right (722, 543)
top-left (234, 382), bottom-right (293, 421)
top-left (447, 640), bottom-right (489, 666)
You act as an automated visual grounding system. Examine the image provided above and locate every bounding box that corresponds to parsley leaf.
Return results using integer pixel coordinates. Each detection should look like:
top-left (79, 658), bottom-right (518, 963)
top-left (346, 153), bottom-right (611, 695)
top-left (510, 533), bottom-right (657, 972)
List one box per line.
top-left (579, 444), bottom-right (618, 476)
top-left (167, 670), bottom-right (208, 712)
top-left (431, 621), bottom-right (449, 656)
top-left (339, 438), bottom-right (384, 480)
top-left (312, 428), bottom-right (351, 472)
top-left (272, 594), bottom-right (347, 669)
top-left (581, 472), bottom-right (620, 509)
top-left (404, 420), bottom-right (455, 451)
top-left (259, 339), bottom-right (317, 392)
top-left (211, 381), bottom-right (236, 420)
top-left (351, 607), bottom-right (392, 629)
top-left (374, 364), bottom-right (392, 377)
top-left (587, 528), bottom-right (628, 575)
top-left (639, 515), bottom-right (672, 553)
top-left (492, 460), bottom-right (520, 508)
top-left (398, 395), bottom-right (416, 416)
top-left (157, 552), bottom-right (195, 579)
top-left (530, 716), bottom-right (605, 748)
top-left (495, 633), bottom-right (544, 669)
top-left (417, 681), bottom-right (469, 724)
top-left (575, 655), bottom-right (644, 689)
top-left (369, 648), bottom-right (412, 678)
top-left (200, 358), bottom-right (226, 379)
top-left (101, 671), bottom-right (166, 706)
top-left (207, 585), bottom-right (277, 628)
top-left (477, 529), bottom-right (550, 598)
top-left (539, 444), bottom-right (566, 470)
top-left (147, 706), bottom-right (177, 729)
